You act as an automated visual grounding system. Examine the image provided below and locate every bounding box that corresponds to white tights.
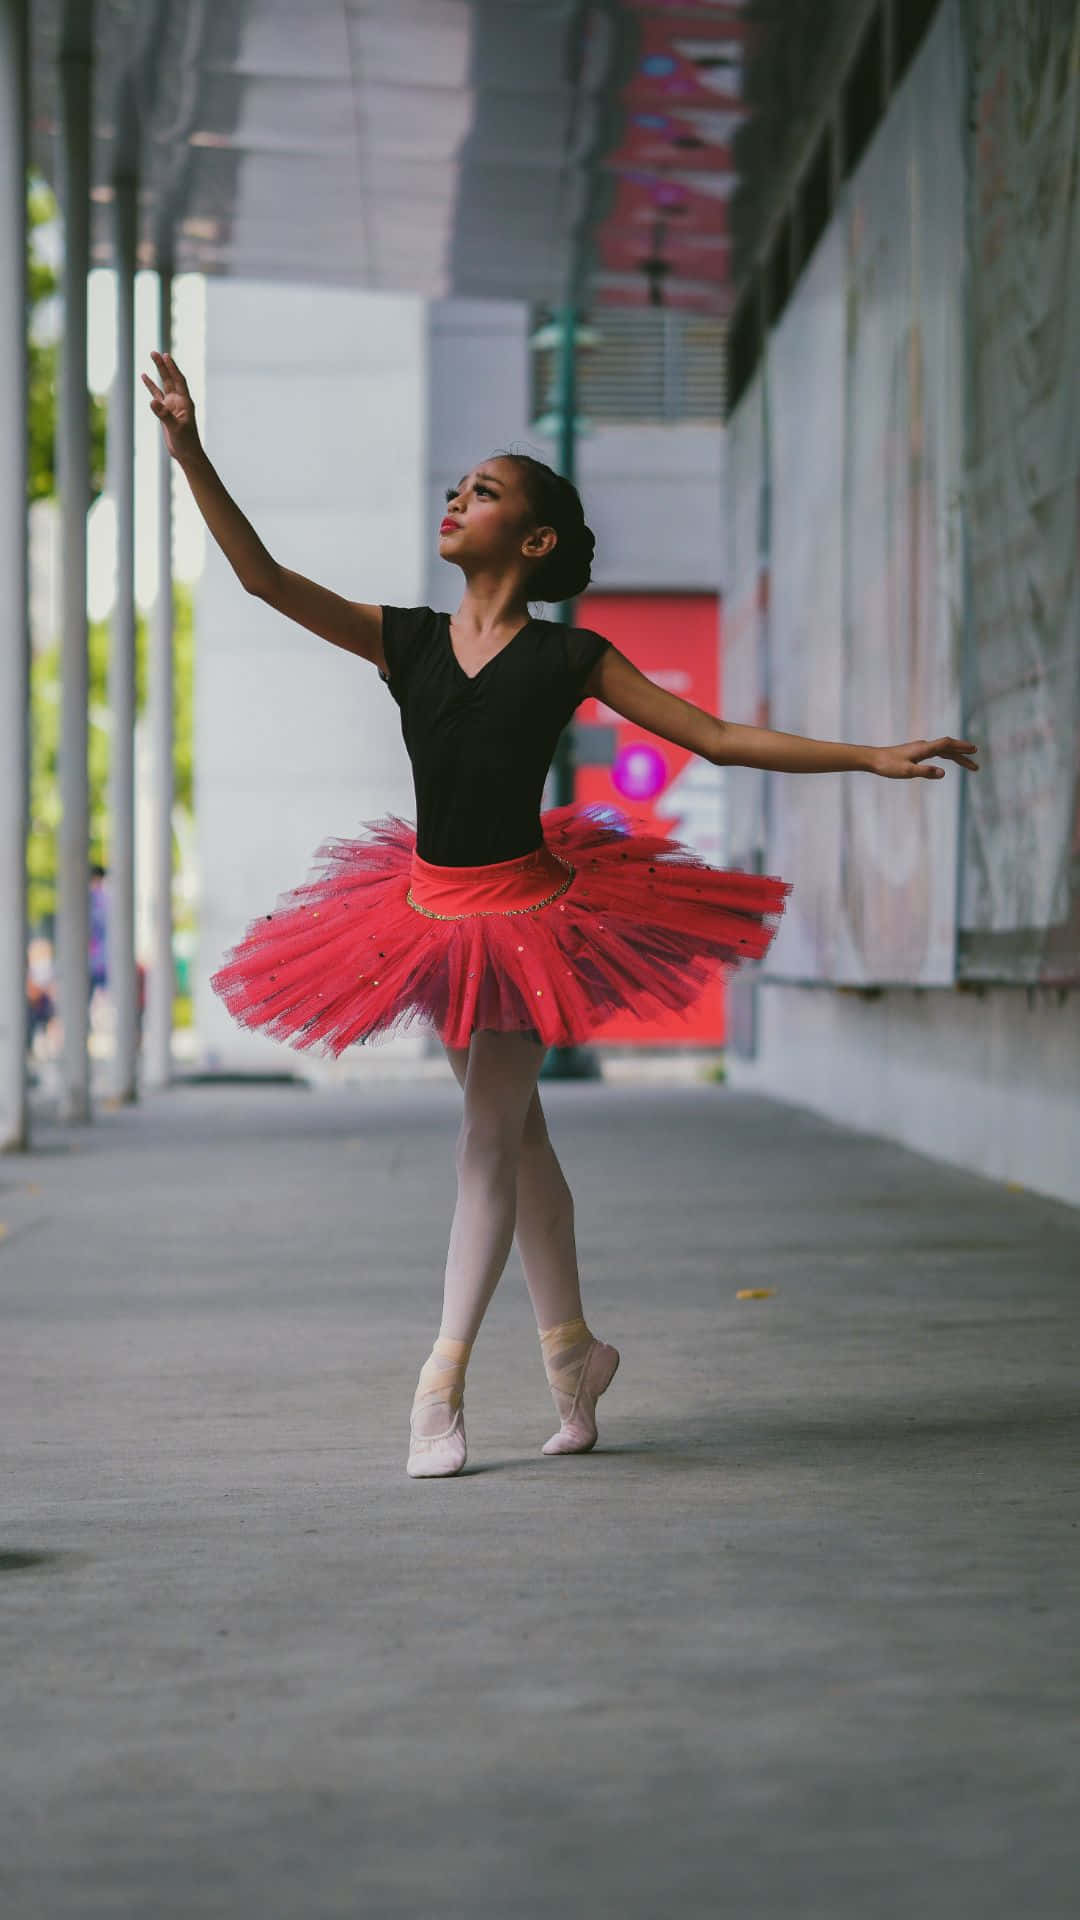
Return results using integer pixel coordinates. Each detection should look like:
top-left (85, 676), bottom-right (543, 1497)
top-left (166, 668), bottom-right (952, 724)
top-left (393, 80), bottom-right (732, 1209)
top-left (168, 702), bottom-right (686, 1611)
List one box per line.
top-left (410, 1028), bottom-right (592, 1438)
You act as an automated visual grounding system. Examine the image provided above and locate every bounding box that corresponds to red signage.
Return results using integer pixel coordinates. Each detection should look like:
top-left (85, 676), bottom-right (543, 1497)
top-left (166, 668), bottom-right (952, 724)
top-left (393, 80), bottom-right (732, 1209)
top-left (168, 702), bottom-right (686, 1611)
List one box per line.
top-left (572, 591), bottom-right (726, 1045)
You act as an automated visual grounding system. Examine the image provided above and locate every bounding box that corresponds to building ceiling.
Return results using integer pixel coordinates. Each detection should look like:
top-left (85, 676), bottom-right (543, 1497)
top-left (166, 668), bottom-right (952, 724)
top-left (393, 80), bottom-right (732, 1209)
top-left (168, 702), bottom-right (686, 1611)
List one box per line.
top-left (29, 0), bottom-right (765, 315)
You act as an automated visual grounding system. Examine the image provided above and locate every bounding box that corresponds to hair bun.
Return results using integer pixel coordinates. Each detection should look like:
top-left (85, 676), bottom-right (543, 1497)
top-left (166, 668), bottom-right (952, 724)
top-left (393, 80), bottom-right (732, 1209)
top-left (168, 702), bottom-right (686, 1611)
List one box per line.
top-left (534, 518), bottom-right (594, 604)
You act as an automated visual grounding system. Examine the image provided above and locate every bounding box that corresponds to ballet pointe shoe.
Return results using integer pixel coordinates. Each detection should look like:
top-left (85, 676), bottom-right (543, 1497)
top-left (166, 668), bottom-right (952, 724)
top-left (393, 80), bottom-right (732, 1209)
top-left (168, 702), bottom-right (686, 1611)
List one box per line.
top-left (540, 1330), bottom-right (620, 1456)
top-left (407, 1398), bottom-right (467, 1478)
top-left (406, 1335), bottom-right (470, 1478)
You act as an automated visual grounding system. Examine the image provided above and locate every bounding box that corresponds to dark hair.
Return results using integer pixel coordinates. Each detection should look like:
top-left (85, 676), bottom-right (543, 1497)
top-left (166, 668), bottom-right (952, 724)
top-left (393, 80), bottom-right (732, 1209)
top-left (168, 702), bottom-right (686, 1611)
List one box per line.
top-left (491, 450), bottom-right (596, 605)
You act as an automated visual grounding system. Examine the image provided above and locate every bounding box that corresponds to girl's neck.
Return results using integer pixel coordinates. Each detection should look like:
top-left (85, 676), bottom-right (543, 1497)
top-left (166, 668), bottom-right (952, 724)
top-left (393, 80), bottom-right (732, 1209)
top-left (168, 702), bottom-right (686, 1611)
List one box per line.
top-left (452, 578), bottom-right (531, 638)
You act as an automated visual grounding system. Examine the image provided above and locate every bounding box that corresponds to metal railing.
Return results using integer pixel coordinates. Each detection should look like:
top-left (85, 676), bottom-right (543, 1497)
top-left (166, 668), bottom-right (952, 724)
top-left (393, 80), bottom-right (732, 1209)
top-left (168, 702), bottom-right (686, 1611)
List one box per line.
top-left (531, 307), bottom-right (727, 427)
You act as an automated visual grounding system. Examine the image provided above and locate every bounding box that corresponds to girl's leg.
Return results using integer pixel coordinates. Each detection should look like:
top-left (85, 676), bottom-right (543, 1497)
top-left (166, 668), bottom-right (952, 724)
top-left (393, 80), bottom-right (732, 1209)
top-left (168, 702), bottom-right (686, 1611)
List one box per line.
top-left (440, 1027), bottom-right (549, 1342)
top-left (441, 1045), bottom-right (585, 1329)
top-left (439, 1041), bottom-right (614, 1452)
top-left (511, 1088), bottom-right (587, 1328)
top-left (411, 1028), bottom-right (545, 1443)
top-left (508, 1092), bottom-right (617, 1446)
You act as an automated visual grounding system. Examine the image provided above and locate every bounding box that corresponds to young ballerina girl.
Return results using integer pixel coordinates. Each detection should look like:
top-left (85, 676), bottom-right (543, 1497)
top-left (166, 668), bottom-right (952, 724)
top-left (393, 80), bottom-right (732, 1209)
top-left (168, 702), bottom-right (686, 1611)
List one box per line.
top-left (142, 348), bottom-right (979, 1480)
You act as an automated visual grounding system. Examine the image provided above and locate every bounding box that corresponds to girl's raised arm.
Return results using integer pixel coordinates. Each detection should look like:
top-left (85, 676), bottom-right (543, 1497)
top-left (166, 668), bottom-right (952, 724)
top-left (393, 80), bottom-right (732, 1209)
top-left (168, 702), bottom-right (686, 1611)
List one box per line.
top-left (141, 350), bottom-right (385, 671)
top-left (586, 645), bottom-right (979, 781)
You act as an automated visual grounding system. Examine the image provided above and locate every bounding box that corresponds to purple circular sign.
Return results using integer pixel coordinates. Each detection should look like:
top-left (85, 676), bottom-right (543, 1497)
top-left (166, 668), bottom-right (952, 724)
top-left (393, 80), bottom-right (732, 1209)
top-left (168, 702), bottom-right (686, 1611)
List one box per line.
top-left (612, 741), bottom-right (668, 802)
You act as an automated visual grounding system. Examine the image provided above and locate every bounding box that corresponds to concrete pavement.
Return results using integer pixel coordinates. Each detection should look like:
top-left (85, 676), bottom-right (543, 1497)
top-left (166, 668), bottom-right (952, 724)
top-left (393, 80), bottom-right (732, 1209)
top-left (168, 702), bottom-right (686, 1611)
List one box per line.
top-left (2, 1071), bottom-right (1078, 1917)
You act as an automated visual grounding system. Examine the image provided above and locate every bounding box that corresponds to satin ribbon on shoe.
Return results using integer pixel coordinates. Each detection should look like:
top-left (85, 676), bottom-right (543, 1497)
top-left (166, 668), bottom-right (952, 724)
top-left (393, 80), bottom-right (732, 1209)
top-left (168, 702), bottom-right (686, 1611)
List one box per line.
top-left (407, 1334), bottom-right (470, 1477)
top-left (539, 1319), bottom-right (621, 1455)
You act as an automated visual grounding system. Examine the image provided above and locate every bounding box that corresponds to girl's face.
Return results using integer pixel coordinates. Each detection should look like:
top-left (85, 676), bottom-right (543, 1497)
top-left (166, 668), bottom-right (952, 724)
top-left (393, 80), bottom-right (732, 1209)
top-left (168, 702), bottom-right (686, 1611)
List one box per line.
top-left (439, 456), bottom-right (554, 581)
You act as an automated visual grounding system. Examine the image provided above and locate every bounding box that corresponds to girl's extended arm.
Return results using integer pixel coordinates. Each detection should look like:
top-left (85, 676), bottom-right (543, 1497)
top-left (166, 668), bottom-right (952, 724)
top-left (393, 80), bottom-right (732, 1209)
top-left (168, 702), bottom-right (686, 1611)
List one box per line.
top-left (141, 350), bottom-right (384, 666)
top-left (583, 643), bottom-right (979, 782)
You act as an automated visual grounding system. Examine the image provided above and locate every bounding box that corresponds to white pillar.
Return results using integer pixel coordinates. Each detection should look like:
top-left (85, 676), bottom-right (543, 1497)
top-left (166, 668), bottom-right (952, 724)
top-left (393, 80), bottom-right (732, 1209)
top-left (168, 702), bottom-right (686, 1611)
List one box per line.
top-left (56, 0), bottom-right (93, 1123)
top-left (0, 0), bottom-right (30, 1153)
top-left (144, 264), bottom-right (174, 1090)
top-left (108, 168), bottom-right (138, 1100)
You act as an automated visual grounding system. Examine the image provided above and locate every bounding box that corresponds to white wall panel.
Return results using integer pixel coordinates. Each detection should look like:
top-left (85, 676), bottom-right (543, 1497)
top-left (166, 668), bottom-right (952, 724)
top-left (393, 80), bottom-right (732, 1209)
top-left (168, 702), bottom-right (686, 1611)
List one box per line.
top-left (194, 279), bottom-right (426, 1072)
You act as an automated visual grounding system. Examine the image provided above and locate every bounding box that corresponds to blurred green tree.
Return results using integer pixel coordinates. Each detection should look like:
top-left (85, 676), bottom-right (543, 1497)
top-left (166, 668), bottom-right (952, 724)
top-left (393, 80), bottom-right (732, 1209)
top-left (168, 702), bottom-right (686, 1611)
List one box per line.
top-left (28, 585), bottom-right (194, 929)
top-left (28, 172), bottom-right (107, 502)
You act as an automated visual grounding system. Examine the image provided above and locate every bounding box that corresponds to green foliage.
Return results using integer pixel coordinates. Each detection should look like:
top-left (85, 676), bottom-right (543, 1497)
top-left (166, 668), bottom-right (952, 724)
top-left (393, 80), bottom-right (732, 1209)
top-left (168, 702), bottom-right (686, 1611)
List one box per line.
top-left (28, 172), bottom-right (107, 505)
top-left (172, 586), bottom-right (194, 820)
top-left (27, 642), bottom-right (60, 930)
top-left (28, 584), bottom-right (195, 929)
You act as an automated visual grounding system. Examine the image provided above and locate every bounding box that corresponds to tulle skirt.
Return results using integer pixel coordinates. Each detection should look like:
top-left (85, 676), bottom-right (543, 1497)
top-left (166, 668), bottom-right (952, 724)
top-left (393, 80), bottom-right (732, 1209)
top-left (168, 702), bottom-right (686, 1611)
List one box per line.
top-left (209, 801), bottom-right (793, 1055)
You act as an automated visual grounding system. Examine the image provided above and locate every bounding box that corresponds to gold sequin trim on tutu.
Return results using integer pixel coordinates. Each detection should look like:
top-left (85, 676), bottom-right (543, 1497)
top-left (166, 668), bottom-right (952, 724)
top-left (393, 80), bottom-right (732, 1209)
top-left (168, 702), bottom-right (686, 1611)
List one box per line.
top-left (405, 853), bottom-right (577, 920)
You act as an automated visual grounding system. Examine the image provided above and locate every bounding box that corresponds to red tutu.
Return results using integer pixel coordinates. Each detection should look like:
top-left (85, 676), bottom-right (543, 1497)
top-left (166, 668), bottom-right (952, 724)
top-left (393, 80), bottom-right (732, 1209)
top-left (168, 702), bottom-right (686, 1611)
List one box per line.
top-left (209, 801), bottom-right (793, 1055)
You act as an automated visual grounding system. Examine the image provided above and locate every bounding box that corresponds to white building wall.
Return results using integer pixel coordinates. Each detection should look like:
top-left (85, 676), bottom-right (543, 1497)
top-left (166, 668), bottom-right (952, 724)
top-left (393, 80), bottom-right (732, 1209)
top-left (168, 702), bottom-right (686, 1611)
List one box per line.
top-left (727, 984), bottom-right (1080, 1209)
top-left (423, 298), bottom-right (534, 612)
top-left (567, 423), bottom-right (724, 593)
top-left (193, 280), bottom-right (426, 1072)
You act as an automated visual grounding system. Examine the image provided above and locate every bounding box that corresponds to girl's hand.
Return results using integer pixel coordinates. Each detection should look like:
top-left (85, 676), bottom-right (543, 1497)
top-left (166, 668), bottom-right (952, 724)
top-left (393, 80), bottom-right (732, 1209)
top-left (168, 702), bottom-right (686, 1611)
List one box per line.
top-left (870, 737), bottom-right (980, 779)
top-left (140, 350), bottom-right (201, 462)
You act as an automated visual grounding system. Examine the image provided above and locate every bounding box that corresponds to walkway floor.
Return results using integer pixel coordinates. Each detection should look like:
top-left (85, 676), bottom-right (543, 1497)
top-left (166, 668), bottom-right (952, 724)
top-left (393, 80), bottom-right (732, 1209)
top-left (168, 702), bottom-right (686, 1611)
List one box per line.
top-left (2, 1074), bottom-right (1078, 1917)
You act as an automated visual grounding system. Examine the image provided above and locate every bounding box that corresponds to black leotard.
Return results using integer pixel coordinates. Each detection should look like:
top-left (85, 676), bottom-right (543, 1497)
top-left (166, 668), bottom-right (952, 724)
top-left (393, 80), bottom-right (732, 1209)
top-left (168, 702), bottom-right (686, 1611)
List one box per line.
top-left (378, 606), bottom-right (612, 866)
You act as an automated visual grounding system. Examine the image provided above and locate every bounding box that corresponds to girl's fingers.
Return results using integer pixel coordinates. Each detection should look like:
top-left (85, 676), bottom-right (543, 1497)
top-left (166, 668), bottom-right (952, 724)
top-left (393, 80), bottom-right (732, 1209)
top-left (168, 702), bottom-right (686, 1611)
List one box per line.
top-left (151, 349), bottom-right (188, 395)
top-left (141, 372), bottom-right (182, 424)
top-left (150, 349), bottom-right (176, 393)
top-left (913, 737), bottom-right (979, 768)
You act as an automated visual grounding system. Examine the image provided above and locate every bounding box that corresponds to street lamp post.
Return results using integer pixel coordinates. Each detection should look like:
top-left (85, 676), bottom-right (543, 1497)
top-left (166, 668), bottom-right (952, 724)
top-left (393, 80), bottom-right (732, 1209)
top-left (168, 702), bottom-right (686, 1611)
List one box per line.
top-left (541, 298), bottom-right (601, 1083)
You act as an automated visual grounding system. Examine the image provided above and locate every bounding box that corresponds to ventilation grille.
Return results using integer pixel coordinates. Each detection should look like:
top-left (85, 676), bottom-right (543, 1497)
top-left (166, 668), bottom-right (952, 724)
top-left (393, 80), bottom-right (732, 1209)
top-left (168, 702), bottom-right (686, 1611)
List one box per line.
top-left (531, 308), bottom-right (727, 426)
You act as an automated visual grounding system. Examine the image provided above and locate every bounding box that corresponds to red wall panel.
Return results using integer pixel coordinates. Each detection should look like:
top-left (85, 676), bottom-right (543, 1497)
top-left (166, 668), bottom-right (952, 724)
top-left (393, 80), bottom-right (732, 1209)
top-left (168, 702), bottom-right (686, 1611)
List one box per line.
top-left (572, 591), bottom-right (726, 1046)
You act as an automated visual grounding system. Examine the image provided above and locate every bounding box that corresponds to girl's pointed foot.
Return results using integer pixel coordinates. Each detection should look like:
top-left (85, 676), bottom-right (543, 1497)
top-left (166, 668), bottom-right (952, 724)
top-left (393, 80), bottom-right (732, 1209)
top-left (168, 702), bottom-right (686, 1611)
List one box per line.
top-left (407, 1400), bottom-right (467, 1477)
top-left (539, 1322), bottom-right (620, 1455)
top-left (406, 1333), bottom-right (471, 1478)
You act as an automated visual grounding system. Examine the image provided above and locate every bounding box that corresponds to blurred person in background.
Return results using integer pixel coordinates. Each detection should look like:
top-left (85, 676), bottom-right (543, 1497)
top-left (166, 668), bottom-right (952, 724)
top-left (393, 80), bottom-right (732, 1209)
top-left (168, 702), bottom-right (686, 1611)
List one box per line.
top-left (26, 933), bottom-right (56, 1058)
top-left (88, 862), bottom-right (108, 1024)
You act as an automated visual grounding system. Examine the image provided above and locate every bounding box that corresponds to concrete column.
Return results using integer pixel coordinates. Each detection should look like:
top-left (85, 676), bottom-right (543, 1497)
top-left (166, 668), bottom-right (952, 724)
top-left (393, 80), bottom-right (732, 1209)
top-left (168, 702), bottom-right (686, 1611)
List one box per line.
top-left (56, 0), bottom-right (93, 1123)
top-left (108, 168), bottom-right (138, 1100)
top-left (143, 265), bottom-right (174, 1090)
top-left (0, 0), bottom-right (30, 1153)
top-left (789, 195), bottom-right (803, 292)
top-left (882, 0), bottom-right (896, 103)
top-left (830, 95), bottom-right (846, 198)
